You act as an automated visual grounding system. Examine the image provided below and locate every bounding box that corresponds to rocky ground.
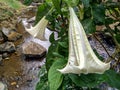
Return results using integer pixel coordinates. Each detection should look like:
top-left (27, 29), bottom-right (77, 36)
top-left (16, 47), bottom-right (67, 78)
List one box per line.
top-left (0, 1), bottom-right (49, 90)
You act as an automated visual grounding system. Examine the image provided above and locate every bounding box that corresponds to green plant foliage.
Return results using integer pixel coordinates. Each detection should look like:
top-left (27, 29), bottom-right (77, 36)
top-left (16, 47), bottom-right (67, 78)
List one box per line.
top-left (81, 0), bottom-right (90, 8)
top-left (64, 0), bottom-right (79, 7)
top-left (82, 18), bottom-right (96, 34)
top-left (105, 70), bottom-right (120, 89)
top-left (92, 4), bottom-right (105, 24)
top-left (35, 3), bottom-right (50, 24)
top-left (115, 34), bottom-right (120, 44)
top-left (52, 0), bottom-right (61, 13)
top-left (0, 0), bottom-right (25, 9)
top-left (48, 58), bottom-right (67, 90)
top-left (69, 73), bottom-right (106, 88)
top-left (35, 0), bottom-right (120, 90)
top-left (36, 66), bottom-right (49, 90)
top-left (23, 0), bottom-right (33, 5)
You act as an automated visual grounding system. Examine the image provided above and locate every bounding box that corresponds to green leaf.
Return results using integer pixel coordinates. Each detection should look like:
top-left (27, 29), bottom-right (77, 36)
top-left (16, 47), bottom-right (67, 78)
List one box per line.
top-left (58, 41), bottom-right (68, 48)
top-left (36, 66), bottom-right (49, 90)
top-left (46, 41), bottom-right (60, 71)
top-left (35, 3), bottom-right (50, 24)
top-left (105, 70), bottom-right (120, 89)
top-left (48, 58), bottom-right (67, 90)
top-left (115, 34), bottom-right (120, 44)
top-left (92, 4), bottom-right (105, 24)
top-left (52, 52), bottom-right (64, 58)
top-left (49, 32), bottom-right (55, 43)
top-left (69, 73), bottom-right (106, 88)
top-left (45, 0), bottom-right (52, 4)
top-left (64, 0), bottom-right (79, 7)
top-left (81, 0), bottom-right (90, 8)
top-left (52, 0), bottom-right (61, 13)
top-left (23, 0), bottom-right (33, 5)
top-left (82, 19), bottom-right (96, 34)
top-left (105, 17), bottom-right (114, 25)
top-left (93, 49), bottom-right (104, 61)
top-left (36, 81), bottom-right (49, 90)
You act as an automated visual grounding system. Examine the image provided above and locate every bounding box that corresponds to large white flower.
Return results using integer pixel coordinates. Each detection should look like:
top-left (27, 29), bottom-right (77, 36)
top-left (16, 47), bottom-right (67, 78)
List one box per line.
top-left (58, 7), bottom-right (110, 74)
top-left (25, 16), bottom-right (48, 41)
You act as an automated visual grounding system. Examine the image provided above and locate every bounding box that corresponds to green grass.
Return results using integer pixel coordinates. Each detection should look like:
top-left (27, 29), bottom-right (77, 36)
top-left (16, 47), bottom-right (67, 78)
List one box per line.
top-left (0, 0), bottom-right (25, 9)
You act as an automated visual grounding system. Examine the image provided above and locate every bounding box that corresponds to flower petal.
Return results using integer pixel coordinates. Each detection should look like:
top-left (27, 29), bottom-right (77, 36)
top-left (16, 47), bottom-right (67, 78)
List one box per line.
top-left (59, 7), bottom-right (110, 74)
top-left (25, 16), bottom-right (48, 41)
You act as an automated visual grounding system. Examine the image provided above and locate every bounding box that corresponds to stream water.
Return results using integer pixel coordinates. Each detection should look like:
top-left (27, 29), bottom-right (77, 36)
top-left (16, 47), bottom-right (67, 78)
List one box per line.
top-left (0, 15), bottom-right (53, 90)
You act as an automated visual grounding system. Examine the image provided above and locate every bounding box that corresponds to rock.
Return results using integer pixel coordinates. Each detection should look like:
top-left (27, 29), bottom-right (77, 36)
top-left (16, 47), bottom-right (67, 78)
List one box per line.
top-left (0, 42), bottom-right (16, 53)
top-left (28, 16), bottom-right (35, 23)
top-left (22, 41), bottom-right (46, 59)
top-left (0, 55), bottom-right (2, 64)
top-left (2, 27), bottom-right (22, 41)
top-left (0, 30), bottom-right (4, 43)
top-left (0, 55), bottom-right (2, 61)
top-left (0, 82), bottom-right (7, 90)
top-left (2, 53), bottom-right (8, 59)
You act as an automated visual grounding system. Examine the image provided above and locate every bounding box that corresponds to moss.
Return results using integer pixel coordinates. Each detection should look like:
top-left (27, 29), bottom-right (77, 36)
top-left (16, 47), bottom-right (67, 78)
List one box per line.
top-left (0, 0), bottom-right (25, 10)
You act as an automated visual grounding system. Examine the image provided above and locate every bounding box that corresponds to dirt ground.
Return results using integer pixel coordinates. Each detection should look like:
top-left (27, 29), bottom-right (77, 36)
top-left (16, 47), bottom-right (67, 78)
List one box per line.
top-left (0, 3), bottom-right (48, 89)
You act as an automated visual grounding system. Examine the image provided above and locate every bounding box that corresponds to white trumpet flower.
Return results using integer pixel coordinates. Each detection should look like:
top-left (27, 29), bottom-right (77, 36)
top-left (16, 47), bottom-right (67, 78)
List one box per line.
top-left (25, 16), bottom-right (48, 41)
top-left (58, 7), bottom-right (110, 74)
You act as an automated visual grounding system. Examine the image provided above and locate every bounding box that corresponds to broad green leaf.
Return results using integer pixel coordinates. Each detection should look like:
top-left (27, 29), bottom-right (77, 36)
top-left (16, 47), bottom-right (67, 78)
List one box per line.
top-left (105, 70), bottom-right (120, 89)
top-left (35, 3), bottom-right (50, 24)
top-left (92, 4), bottom-right (105, 24)
top-left (82, 19), bottom-right (96, 34)
top-left (46, 41), bottom-right (60, 71)
top-left (48, 58), bottom-right (67, 90)
top-left (69, 73), bottom-right (106, 88)
top-left (52, 0), bottom-right (61, 13)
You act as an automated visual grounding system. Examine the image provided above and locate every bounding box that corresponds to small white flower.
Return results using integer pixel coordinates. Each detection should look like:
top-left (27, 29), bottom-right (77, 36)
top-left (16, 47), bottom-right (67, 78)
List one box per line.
top-left (58, 7), bottom-right (110, 74)
top-left (25, 16), bottom-right (48, 41)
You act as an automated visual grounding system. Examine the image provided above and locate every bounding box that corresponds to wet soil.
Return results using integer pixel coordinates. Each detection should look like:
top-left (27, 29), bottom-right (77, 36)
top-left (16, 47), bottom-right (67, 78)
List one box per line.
top-left (0, 31), bottom-right (41, 90)
top-left (0, 9), bottom-right (49, 90)
top-left (0, 26), bottom-right (48, 90)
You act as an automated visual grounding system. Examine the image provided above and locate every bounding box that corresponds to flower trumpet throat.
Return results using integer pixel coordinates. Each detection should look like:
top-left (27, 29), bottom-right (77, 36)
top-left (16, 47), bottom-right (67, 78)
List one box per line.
top-left (58, 7), bottom-right (110, 74)
top-left (25, 16), bottom-right (48, 41)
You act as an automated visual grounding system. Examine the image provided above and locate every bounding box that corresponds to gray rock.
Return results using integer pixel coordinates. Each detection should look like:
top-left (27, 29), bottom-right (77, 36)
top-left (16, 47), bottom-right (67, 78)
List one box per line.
top-left (2, 27), bottom-right (22, 41)
top-left (2, 53), bottom-right (8, 59)
top-left (22, 41), bottom-right (46, 59)
top-left (0, 42), bottom-right (16, 53)
top-left (0, 55), bottom-right (2, 63)
top-left (0, 82), bottom-right (7, 90)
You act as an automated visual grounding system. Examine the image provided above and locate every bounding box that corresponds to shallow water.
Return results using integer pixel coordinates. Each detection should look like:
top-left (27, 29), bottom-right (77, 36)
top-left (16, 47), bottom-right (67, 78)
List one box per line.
top-left (0, 17), bottom-right (52, 90)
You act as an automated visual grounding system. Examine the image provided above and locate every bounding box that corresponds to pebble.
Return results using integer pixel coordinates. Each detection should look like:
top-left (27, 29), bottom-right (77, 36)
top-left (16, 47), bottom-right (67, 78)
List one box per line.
top-left (16, 85), bottom-right (19, 88)
top-left (11, 82), bottom-right (17, 86)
